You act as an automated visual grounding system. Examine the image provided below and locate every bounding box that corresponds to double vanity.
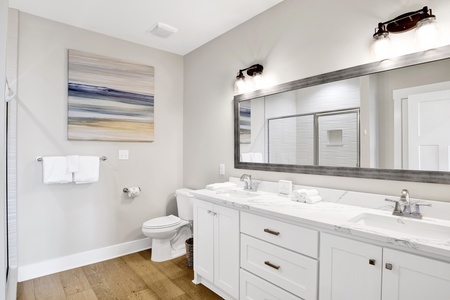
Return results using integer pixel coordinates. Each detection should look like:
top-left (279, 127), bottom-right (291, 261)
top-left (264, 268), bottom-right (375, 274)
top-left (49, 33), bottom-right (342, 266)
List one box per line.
top-left (191, 178), bottom-right (450, 300)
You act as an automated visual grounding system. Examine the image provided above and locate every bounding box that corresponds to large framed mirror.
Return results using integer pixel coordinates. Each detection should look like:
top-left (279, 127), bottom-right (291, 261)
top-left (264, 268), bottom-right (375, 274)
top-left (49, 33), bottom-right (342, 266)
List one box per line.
top-left (234, 45), bottom-right (450, 183)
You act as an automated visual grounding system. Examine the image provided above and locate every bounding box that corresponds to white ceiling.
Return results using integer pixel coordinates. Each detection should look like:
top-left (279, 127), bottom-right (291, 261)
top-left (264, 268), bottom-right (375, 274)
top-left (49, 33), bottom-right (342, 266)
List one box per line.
top-left (8, 0), bottom-right (284, 55)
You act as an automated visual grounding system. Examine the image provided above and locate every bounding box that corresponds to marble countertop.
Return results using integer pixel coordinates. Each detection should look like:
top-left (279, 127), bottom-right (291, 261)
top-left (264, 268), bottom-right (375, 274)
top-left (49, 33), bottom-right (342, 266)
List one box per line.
top-left (192, 186), bottom-right (450, 260)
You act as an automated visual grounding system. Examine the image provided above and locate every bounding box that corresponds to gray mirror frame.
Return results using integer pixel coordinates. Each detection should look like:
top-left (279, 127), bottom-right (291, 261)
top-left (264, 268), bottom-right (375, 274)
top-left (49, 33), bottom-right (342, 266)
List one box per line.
top-left (234, 45), bottom-right (450, 184)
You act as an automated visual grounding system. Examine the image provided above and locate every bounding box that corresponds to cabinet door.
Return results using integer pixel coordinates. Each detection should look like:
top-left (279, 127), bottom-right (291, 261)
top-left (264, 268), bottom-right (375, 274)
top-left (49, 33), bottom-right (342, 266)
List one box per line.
top-left (240, 269), bottom-right (302, 300)
top-left (193, 199), bottom-right (214, 282)
top-left (214, 204), bottom-right (240, 299)
top-left (382, 248), bottom-right (450, 300)
top-left (319, 233), bottom-right (382, 300)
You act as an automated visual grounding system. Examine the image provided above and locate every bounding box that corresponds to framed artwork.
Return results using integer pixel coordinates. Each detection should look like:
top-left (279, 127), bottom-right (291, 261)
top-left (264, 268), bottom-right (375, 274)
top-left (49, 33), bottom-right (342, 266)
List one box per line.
top-left (239, 101), bottom-right (251, 144)
top-left (68, 50), bottom-right (154, 141)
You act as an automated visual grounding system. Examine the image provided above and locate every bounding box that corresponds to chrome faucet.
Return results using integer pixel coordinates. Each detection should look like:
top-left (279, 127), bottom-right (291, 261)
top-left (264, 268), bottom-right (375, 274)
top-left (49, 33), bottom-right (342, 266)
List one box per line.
top-left (385, 189), bottom-right (431, 219)
top-left (240, 174), bottom-right (252, 190)
top-left (400, 189), bottom-right (411, 214)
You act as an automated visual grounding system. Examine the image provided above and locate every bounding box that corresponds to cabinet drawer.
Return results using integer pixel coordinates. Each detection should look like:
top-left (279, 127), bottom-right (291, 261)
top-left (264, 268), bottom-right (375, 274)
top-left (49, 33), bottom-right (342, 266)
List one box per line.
top-left (241, 212), bottom-right (318, 258)
top-left (241, 234), bottom-right (318, 300)
top-left (240, 269), bottom-right (302, 300)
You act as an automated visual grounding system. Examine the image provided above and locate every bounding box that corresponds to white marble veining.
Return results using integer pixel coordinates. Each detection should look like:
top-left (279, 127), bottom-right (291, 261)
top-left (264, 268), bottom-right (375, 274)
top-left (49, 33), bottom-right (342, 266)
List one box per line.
top-left (192, 178), bottom-right (450, 260)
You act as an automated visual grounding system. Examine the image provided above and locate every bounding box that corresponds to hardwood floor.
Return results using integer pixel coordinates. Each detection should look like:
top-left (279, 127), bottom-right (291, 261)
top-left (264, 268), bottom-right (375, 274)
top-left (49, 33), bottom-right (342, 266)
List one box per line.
top-left (17, 250), bottom-right (223, 300)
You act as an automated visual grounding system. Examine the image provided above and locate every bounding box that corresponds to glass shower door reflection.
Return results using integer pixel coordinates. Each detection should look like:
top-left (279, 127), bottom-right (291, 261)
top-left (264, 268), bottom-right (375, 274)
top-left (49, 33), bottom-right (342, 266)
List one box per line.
top-left (317, 110), bottom-right (359, 167)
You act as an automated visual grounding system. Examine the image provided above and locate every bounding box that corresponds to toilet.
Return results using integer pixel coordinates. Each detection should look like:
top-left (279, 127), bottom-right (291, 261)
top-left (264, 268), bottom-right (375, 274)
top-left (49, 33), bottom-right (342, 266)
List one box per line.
top-left (142, 188), bottom-right (194, 262)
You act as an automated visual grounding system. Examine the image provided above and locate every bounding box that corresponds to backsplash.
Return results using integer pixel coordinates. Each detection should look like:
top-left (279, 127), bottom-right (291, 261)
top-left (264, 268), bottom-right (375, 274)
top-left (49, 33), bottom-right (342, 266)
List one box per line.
top-left (229, 177), bottom-right (450, 221)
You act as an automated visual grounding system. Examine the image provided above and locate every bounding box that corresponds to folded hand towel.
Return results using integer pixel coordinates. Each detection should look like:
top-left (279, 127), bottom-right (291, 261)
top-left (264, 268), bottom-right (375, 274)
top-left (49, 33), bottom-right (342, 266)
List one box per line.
top-left (240, 153), bottom-right (252, 162)
top-left (251, 152), bottom-right (263, 163)
top-left (42, 156), bottom-right (73, 184)
top-left (74, 156), bottom-right (99, 184)
top-left (293, 189), bottom-right (319, 198)
top-left (66, 155), bottom-right (80, 173)
top-left (206, 182), bottom-right (237, 191)
top-left (291, 189), bottom-right (322, 204)
top-left (305, 195), bottom-right (322, 204)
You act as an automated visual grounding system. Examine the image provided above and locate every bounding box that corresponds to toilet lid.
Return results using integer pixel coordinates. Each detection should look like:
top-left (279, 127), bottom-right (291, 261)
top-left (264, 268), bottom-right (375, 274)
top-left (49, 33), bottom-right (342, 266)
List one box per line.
top-left (143, 215), bottom-right (181, 229)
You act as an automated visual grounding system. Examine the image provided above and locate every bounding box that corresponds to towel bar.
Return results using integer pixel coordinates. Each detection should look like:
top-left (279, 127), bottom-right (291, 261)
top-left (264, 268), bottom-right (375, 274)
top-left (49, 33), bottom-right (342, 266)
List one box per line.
top-left (36, 156), bottom-right (107, 162)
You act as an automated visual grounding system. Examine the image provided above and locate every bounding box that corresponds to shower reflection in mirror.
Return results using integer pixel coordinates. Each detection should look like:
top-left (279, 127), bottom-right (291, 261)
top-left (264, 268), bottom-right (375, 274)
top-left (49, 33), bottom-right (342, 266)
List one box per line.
top-left (239, 78), bottom-right (360, 167)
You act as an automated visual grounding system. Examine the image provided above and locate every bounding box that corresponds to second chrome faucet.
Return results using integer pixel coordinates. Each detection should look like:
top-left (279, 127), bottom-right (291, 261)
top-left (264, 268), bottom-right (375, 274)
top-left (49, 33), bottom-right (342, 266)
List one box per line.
top-left (240, 174), bottom-right (260, 191)
top-left (385, 189), bottom-right (431, 219)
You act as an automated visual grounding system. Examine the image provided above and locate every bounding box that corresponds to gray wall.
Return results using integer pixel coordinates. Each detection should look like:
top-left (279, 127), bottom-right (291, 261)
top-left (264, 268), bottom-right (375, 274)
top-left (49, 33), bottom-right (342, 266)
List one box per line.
top-left (17, 13), bottom-right (184, 270)
top-left (183, 0), bottom-right (450, 201)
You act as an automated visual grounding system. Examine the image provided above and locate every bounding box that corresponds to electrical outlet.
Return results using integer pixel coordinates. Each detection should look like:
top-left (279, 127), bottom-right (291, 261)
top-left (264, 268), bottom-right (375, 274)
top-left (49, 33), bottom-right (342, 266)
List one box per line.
top-left (119, 150), bottom-right (129, 160)
top-left (278, 180), bottom-right (292, 195)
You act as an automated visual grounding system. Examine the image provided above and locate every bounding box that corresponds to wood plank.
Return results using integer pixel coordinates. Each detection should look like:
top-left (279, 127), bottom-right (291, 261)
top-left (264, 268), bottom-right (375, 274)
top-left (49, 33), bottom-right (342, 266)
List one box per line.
top-left (102, 257), bottom-right (148, 296)
top-left (82, 261), bottom-right (128, 300)
top-left (171, 295), bottom-right (193, 300)
top-left (123, 253), bottom-right (185, 299)
top-left (137, 250), bottom-right (151, 260)
top-left (17, 251), bottom-right (222, 300)
top-left (16, 280), bottom-right (36, 300)
top-left (127, 289), bottom-right (159, 300)
top-left (151, 259), bottom-right (187, 281)
top-left (33, 273), bottom-right (66, 300)
top-left (172, 274), bottom-right (222, 300)
top-left (66, 289), bottom-right (98, 300)
top-left (58, 267), bottom-right (91, 296)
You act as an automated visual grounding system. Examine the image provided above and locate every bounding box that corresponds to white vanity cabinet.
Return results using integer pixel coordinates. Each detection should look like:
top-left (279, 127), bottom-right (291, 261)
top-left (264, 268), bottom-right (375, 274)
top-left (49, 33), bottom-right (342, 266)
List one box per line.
top-left (193, 199), bottom-right (240, 300)
top-left (240, 212), bottom-right (319, 300)
top-left (320, 233), bottom-right (450, 300)
top-left (319, 233), bottom-right (382, 300)
top-left (382, 248), bottom-right (450, 300)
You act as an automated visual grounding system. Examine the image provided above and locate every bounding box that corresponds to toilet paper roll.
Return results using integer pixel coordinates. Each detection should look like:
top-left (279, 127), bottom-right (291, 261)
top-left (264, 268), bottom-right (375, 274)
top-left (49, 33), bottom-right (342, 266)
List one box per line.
top-left (127, 187), bottom-right (140, 198)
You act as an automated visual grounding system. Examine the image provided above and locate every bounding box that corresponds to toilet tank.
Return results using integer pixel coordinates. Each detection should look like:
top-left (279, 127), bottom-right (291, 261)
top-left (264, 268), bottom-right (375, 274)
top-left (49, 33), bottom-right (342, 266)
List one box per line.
top-left (175, 188), bottom-right (194, 221)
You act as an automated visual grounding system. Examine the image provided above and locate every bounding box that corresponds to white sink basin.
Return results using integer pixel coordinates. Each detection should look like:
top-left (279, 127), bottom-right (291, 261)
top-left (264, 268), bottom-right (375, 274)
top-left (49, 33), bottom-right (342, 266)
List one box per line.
top-left (215, 189), bottom-right (261, 199)
top-left (349, 213), bottom-right (450, 241)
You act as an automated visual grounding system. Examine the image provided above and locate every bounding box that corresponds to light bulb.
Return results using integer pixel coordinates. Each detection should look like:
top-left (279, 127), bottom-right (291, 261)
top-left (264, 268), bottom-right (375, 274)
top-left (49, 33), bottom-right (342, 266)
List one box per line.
top-left (371, 33), bottom-right (392, 61)
top-left (252, 73), bottom-right (264, 90)
top-left (234, 77), bottom-right (247, 94)
top-left (415, 16), bottom-right (440, 51)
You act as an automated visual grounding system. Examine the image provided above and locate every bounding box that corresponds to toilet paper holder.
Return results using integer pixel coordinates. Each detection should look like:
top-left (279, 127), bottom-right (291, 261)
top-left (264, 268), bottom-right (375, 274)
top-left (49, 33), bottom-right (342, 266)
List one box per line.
top-left (123, 187), bottom-right (141, 193)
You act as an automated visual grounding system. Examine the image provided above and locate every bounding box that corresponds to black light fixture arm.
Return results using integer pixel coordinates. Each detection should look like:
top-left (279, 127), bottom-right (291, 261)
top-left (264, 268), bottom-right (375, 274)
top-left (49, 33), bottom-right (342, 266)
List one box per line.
top-left (374, 6), bottom-right (434, 36)
top-left (236, 64), bottom-right (264, 78)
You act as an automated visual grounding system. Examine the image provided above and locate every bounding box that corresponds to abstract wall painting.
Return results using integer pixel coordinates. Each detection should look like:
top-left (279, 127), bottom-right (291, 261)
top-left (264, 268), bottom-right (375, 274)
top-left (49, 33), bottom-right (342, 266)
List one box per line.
top-left (239, 101), bottom-right (251, 144)
top-left (68, 50), bottom-right (154, 142)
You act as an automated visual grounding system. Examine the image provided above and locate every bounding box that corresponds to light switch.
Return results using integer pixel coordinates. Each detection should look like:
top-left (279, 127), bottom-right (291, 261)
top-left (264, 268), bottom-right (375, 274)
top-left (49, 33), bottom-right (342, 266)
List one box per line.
top-left (119, 150), bottom-right (129, 160)
top-left (219, 164), bottom-right (225, 175)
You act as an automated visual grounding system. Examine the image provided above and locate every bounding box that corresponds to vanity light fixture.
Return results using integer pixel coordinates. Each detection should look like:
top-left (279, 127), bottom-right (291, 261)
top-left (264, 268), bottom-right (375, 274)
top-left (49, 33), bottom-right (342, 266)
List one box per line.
top-left (372, 6), bottom-right (439, 60)
top-left (234, 64), bottom-right (264, 94)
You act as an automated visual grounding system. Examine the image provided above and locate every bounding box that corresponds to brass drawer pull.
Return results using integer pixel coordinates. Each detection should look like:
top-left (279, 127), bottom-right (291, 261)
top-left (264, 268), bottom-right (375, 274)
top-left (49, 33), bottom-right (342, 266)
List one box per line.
top-left (264, 261), bottom-right (280, 270)
top-left (264, 228), bottom-right (280, 236)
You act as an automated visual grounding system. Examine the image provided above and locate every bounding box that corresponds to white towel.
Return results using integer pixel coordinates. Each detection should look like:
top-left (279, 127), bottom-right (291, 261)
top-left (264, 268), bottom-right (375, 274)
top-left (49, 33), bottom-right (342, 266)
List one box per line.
top-left (240, 153), bottom-right (252, 162)
top-left (206, 182), bottom-right (237, 191)
top-left (291, 189), bottom-right (322, 203)
top-left (305, 195), bottom-right (322, 204)
top-left (42, 156), bottom-right (73, 184)
top-left (251, 152), bottom-right (263, 163)
top-left (66, 155), bottom-right (80, 173)
top-left (74, 156), bottom-right (99, 184)
top-left (293, 189), bottom-right (319, 198)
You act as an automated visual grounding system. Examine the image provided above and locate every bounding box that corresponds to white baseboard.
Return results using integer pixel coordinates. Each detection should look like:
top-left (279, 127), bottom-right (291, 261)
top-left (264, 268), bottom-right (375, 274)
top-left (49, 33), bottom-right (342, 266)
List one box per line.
top-left (18, 238), bottom-right (151, 282)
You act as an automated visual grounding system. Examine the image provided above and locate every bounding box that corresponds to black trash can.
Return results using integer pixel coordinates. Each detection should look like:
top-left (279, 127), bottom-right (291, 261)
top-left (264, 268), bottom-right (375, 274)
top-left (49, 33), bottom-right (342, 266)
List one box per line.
top-left (185, 238), bottom-right (194, 268)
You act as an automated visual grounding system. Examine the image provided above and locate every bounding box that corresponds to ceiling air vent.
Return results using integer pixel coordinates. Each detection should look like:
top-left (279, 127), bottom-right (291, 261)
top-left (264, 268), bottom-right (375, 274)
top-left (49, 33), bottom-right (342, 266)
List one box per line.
top-left (146, 22), bottom-right (178, 38)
